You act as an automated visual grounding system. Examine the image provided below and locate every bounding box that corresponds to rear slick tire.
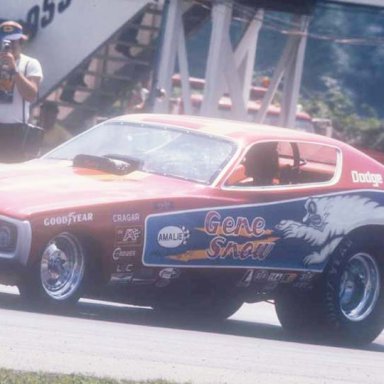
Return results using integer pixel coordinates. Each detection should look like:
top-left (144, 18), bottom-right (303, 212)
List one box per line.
top-left (275, 233), bottom-right (384, 346)
top-left (322, 235), bottom-right (384, 346)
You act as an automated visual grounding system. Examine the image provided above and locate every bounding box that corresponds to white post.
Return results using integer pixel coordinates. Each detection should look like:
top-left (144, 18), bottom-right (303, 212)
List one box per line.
top-left (201, 1), bottom-right (233, 116)
top-left (280, 15), bottom-right (309, 128)
top-left (235, 10), bottom-right (264, 103)
top-left (177, 13), bottom-right (193, 114)
top-left (153, 0), bottom-right (183, 113)
top-left (254, 36), bottom-right (298, 124)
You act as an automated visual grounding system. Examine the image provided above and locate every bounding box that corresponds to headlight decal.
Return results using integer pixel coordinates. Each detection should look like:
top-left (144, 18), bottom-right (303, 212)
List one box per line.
top-left (0, 221), bottom-right (17, 252)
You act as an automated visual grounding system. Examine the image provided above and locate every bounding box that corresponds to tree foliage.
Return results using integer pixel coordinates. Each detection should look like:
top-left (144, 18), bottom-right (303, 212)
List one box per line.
top-left (302, 76), bottom-right (384, 148)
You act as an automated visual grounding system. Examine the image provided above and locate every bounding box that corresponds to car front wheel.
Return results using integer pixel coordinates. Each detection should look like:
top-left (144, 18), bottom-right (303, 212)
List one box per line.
top-left (19, 232), bottom-right (87, 306)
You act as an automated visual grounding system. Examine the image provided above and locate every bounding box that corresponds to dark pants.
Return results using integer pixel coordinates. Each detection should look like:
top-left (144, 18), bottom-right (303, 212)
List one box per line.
top-left (0, 123), bottom-right (44, 163)
top-left (0, 123), bottom-right (26, 163)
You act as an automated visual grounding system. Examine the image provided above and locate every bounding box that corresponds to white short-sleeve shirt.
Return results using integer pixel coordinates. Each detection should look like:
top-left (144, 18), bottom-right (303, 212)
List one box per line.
top-left (0, 53), bottom-right (43, 124)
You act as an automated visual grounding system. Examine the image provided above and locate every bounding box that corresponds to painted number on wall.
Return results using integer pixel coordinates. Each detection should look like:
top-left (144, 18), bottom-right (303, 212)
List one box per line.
top-left (26, 0), bottom-right (72, 38)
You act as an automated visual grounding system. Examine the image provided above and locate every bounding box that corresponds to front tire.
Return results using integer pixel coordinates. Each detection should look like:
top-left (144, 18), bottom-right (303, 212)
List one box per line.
top-left (19, 232), bottom-right (87, 307)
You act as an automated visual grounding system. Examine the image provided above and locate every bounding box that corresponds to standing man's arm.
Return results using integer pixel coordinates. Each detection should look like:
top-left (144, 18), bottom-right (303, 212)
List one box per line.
top-left (0, 51), bottom-right (40, 102)
top-left (14, 74), bottom-right (40, 102)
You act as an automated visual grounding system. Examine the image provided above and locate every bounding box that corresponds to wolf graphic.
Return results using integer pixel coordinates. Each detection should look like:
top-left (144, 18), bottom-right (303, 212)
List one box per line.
top-left (275, 195), bottom-right (384, 265)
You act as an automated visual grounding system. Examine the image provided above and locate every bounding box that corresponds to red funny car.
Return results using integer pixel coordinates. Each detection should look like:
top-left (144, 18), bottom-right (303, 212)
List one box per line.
top-left (0, 113), bottom-right (383, 345)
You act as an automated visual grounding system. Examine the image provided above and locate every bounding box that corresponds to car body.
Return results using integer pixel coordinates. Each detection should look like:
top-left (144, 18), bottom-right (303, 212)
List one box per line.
top-left (0, 113), bottom-right (383, 345)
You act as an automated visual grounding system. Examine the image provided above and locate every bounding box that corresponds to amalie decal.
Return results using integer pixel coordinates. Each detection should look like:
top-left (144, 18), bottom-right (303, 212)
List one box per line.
top-left (157, 226), bottom-right (190, 248)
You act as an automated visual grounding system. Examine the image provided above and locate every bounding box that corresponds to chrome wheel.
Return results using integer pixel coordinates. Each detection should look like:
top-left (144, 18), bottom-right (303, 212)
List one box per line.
top-left (40, 233), bottom-right (85, 301)
top-left (339, 252), bottom-right (380, 322)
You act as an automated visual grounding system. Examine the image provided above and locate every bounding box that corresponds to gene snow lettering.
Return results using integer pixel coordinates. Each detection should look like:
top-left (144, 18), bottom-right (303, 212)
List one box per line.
top-left (204, 210), bottom-right (266, 237)
top-left (204, 210), bottom-right (276, 260)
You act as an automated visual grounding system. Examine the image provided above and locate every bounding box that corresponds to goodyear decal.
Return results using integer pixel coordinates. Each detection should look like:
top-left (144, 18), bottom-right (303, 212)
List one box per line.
top-left (143, 191), bottom-right (384, 271)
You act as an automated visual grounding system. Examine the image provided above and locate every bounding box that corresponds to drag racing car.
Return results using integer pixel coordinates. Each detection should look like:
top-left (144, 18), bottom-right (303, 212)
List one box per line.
top-left (0, 113), bottom-right (383, 345)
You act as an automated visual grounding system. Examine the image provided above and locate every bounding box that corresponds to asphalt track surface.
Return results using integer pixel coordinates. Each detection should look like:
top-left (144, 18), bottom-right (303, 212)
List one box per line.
top-left (0, 285), bottom-right (383, 384)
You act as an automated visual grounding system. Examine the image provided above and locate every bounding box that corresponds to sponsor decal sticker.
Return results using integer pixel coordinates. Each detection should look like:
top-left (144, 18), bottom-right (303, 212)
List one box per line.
top-left (157, 226), bottom-right (190, 248)
top-left (237, 270), bottom-right (254, 287)
top-left (115, 226), bottom-right (143, 246)
top-left (112, 247), bottom-right (136, 261)
top-left (299, 272), bottom-right (316, 282)
top-left (267, 272), bottom-right (297, 283)
top-left (112, 213), bottom-right (140, 223)
top-left (159, 268), bottom-right (181, 279)
top-left (43, 212), bottom-right (93, 226)
top-left (253, 270), bottom-right (270, 281)
top-left (116, 263), bottom-right (134, 273)
top-left (154, 201), bottom-right (174, 211)
top-left (110, 273), bottom-right (134, 283)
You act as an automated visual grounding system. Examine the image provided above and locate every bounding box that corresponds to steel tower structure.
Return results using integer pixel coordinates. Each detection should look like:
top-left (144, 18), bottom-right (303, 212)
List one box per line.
top-left (153, 0), bottom-right (383, 129)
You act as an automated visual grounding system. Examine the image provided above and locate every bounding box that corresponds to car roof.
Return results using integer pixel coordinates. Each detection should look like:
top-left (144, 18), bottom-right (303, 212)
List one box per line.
top-left (111, 113), bottom-right (340, 147)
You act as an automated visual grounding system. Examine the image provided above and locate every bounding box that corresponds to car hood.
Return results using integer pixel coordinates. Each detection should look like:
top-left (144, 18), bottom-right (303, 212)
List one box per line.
top-left (0, 160), bottom-right (207, 218)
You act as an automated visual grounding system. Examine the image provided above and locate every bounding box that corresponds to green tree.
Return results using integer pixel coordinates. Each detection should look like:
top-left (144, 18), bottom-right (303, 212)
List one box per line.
top-left (303, 76), bottom-right (384, 148)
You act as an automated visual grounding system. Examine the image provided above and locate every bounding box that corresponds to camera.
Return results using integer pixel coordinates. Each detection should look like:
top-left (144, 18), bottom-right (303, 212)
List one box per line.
top-left (1, 39), bottom-right (11, 52)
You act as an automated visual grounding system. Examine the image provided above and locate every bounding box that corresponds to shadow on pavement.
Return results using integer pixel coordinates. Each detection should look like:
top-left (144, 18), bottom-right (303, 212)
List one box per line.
top-left (0, 290), bottom-right (383, 352)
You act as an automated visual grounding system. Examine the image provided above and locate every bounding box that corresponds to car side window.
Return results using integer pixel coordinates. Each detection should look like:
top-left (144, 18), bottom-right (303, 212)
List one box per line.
top-left (226, 142), bottom-right (280, 187)
top-left (285, 142), bottom-right (339, 185)
top-left (226, 141), bottom-right (339, 187)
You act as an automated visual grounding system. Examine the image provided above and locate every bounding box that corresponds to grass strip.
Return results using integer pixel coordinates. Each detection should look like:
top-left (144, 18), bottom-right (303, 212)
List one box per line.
top-left (0, 368), bottom-right (187, 384)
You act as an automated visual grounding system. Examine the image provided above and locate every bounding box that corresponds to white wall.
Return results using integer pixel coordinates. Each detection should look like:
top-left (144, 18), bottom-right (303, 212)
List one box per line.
top-left (2, 0), bottom-right (151, 98)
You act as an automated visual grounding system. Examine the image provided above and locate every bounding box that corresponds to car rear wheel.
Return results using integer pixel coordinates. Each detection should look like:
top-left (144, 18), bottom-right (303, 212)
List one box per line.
top-left (321, 235), bottom-right (384, 345)
top-left (275, 234), bottom-right (384, 345)
top-left (19, 232), bottom-right (87, 306)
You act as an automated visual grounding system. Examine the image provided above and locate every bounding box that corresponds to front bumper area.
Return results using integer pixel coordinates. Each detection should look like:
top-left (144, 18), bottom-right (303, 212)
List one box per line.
top-left (0, 215), bottom-right (32, 266)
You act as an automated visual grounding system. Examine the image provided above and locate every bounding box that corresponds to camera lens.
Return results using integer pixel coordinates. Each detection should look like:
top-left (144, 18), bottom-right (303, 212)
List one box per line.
top-left (1, 40), bottom-right (11, 52)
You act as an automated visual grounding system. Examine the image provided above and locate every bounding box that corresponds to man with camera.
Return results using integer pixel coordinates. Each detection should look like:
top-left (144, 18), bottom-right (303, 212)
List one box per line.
top-left (0, 20), bottom-right (43, 162)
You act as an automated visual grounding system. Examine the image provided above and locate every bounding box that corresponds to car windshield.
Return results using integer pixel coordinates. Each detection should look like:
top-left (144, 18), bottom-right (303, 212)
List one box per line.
top-left (43, 121), bottom-right (236, 184)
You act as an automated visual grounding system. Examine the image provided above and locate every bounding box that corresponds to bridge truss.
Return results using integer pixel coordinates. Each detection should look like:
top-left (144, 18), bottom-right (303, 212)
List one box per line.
top-left (153, 0), bottom-right (384, 130)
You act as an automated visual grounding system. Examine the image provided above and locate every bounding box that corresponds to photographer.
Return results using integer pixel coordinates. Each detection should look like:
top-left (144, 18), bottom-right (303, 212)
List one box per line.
top-left (0, 20), bottom-right (43, 162)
